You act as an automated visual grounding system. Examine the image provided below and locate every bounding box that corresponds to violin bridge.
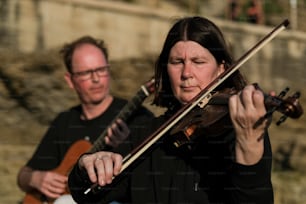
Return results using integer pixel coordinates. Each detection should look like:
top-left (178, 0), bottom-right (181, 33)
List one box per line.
top-left (198, 93), bottom-right (213, 108)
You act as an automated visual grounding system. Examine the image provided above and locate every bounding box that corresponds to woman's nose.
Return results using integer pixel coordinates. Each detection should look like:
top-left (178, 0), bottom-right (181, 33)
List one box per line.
top-left (182, 62), bottom-right (192, 78)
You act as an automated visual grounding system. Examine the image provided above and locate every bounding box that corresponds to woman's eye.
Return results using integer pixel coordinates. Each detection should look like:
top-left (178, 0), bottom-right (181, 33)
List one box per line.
top-left (194, 60), bottom-right (205, 64)
top-left (169, 60), bottom-right (182, 65)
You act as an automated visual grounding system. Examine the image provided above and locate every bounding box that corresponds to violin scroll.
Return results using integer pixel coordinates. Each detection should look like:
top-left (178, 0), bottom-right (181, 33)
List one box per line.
top-left (264, 87), bottom-right (303, 125)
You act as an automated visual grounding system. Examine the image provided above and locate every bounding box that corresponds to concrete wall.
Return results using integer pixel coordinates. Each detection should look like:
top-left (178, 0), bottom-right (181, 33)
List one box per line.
top-left (1, 0), bottom-right (306, 91)
top-left (1, 0), bottom-right (178, 58)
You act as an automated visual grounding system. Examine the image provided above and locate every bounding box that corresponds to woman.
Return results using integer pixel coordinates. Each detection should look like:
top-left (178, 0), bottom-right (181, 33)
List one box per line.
top-left (68, 16), bottom-right (273, 203)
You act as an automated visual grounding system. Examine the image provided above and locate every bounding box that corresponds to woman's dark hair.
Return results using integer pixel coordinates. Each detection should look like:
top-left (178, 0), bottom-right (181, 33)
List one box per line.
top-left (59, 35), bottom-right (108, 73)
top-left (153, 16), bottom-right (247, 108)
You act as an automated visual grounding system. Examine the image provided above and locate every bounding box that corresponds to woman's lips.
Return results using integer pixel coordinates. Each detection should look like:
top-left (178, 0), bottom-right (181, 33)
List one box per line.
top-left (181, 85), bottom-right (197, 92)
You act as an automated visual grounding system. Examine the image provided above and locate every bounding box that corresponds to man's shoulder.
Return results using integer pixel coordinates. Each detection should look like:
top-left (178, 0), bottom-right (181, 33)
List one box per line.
top-left (112, 97), bottom-right (128, 106)
top-left (52, 105), bottom-right (82, 122)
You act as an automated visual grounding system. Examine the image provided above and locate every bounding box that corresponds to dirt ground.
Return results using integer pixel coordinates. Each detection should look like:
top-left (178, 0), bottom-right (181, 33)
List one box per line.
top-left (1, 144), bottom-right (34, 203)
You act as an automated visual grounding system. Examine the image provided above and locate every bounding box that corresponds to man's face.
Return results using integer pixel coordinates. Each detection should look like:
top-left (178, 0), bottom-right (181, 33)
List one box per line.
top-left (67, 43), bottom-right (110, 105)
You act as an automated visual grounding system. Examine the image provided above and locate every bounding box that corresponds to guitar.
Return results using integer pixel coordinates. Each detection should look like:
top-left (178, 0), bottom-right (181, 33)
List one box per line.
top-left (22, 77), bottom-right (155, 204)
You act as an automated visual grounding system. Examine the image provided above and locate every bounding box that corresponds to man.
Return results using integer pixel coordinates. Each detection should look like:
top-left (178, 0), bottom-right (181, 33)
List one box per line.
top-left (17, 36), bottom-right (153, 203)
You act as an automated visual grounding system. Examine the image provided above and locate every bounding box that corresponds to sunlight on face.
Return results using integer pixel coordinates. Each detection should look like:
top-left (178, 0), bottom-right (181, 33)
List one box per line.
top-left (167, 41), bottom-right (225, 104)
top-left (70, 44), bottom-right (110, 105)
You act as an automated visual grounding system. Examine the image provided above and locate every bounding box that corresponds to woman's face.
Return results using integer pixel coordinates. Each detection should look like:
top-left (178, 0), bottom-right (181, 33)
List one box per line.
top-left (167, 41), bottom-right (225, 104)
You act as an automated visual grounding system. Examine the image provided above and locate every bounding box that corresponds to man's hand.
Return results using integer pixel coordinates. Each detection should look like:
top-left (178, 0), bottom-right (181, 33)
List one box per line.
top-left (31, 171), bottom-right (67, 199)
top-left (105, 119), bottom-right (130, 147)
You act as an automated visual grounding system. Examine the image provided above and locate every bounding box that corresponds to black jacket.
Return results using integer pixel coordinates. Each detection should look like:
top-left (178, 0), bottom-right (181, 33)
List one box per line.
top-left (68, 113), bottom-right (273, 204)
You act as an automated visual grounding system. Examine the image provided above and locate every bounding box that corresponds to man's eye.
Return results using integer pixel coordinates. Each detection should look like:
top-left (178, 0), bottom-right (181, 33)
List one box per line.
top-left (96, 67), bottom-right (106, 73)
top-left (78, 71), bottom-right (90, 76)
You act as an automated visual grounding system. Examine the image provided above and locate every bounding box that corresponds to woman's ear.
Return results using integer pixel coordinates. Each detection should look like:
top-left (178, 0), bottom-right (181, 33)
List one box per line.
top-left (64, 72), bottom-right (75, 89)
top-left (218, 61), bottom-right (226, 75)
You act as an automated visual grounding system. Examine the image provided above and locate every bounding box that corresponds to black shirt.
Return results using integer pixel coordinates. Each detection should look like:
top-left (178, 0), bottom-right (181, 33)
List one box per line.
top-left (68, 113), bottom-right (274, 204)
top-left (27, 97), bottom-right (154, 170)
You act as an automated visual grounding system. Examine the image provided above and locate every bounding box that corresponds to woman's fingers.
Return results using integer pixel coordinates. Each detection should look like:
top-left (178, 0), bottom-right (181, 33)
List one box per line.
top-left (79, 152), bottom-right (123, 186)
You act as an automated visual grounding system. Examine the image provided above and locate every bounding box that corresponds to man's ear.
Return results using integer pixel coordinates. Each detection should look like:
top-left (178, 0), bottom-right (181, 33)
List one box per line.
top-left (64, 72), bottom-right (75, 89)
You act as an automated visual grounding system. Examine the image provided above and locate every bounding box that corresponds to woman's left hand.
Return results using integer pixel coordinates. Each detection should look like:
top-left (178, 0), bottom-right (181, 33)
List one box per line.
top-left (229, 84), bottom-right (270, 165)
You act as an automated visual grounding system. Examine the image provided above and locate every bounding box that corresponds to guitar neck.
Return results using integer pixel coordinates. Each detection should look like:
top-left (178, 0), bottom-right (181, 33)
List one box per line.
top-left (89, 83), bottom-right (153, 153)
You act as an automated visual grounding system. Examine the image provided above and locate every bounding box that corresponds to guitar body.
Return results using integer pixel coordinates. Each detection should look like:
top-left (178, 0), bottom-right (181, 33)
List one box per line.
top-left (22, 140), bottom-right (92, 204)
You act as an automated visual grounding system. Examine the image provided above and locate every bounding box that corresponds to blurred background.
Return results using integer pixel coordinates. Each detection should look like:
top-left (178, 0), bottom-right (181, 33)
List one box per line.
top-left (0, 0), bottom-right (305, 203)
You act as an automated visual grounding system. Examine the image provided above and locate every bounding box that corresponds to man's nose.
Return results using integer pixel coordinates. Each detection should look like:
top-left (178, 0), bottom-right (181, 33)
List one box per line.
top-left (91, 70), bottom-right (100, 82)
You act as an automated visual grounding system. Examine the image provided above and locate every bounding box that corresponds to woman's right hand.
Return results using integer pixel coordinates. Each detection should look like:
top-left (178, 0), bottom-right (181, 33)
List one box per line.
top-left (78, 152), bottom-right (123, 186)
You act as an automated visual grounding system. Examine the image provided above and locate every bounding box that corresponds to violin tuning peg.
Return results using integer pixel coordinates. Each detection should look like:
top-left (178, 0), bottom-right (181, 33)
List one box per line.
top-left (292, 91), bottom-right (301, 99)
top-left (264, 107), bottom-right (277, 119)
top-left (276, 115), bottom-right (288, 126)
top-left (278, 87), bottom-right (290, 98)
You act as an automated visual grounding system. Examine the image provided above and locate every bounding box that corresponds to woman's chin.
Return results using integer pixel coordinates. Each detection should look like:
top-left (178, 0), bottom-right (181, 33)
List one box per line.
top-left (178, 96), bottom-right (195, 104)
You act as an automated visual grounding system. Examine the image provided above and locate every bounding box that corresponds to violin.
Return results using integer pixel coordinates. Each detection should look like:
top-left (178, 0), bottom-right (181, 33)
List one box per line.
top-left (169, 85), bottom-right (303, 149)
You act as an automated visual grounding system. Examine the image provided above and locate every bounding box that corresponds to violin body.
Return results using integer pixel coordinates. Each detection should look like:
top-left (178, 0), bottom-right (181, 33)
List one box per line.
top-left (170, 86), bottom-right (303, 149)
top-left (170, 88), bottom-right (236, 148)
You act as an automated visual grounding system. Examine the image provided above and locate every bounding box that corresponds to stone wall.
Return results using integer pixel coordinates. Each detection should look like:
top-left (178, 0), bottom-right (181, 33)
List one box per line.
top-left (1, 0), bottom-right (177, 58)
top-left (1, 0), bottom-right (305, 89)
